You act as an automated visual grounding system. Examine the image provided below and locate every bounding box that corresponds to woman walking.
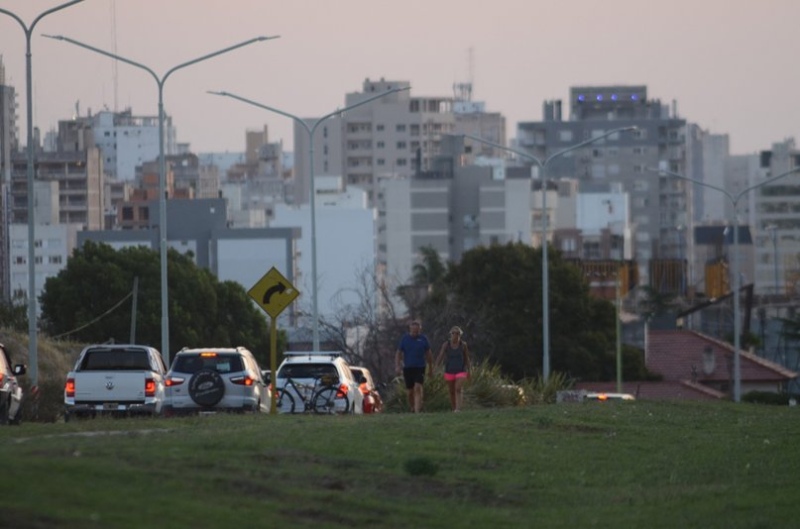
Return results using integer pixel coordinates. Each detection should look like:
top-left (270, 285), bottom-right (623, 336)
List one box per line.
top-left (436, 326), bottom-right (471, 412)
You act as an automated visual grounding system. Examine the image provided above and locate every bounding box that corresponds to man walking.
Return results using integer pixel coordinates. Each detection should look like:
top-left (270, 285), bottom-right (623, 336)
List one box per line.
top-left (395, 320), bottom-right (433, 413)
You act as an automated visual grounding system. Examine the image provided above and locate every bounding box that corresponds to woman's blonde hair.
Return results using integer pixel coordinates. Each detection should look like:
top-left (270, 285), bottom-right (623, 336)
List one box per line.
top-left (449, 326), bottom-right (463, 335)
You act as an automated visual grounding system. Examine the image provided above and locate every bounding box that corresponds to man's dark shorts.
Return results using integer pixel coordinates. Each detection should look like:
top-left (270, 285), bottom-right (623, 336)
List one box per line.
top-left (403, 367), bottom-right (426, 389)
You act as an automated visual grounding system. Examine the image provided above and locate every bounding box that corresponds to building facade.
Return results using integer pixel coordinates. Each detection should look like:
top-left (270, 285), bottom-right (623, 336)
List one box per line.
top-left (517, 85), bottom-right (691, 286)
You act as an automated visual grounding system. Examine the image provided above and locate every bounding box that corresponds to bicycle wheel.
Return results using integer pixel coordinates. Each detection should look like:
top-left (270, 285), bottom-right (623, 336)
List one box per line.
top-left (313, 387), bottom-right (347, 415)
top-left (276, 389), bottom-right (295, 414)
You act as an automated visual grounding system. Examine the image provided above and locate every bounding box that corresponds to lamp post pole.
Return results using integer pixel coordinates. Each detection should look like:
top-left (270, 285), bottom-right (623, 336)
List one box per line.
top-left (209, 87), bottom-right (409, 350)
top-left (649, 165), bottom-right (800, 402)
top-left (0, 0), bottom-right (85, 388)
top-left (766, 224), bottom-right (779, 297)
top-left (44, 34), bottom-right (278, 364)
top-left (464, 126), bottom-right (637, 381)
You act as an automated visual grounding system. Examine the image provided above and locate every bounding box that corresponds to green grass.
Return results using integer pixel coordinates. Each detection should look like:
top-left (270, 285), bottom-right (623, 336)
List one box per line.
top-left (2, 401), bottom-right (800, 528)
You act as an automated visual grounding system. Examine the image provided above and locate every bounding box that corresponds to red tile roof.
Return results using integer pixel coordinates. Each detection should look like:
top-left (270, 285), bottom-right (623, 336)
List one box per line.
top-left (576, 330), bottom-right (797, 401)
top-left (648, 330), bottom-right (797, 383)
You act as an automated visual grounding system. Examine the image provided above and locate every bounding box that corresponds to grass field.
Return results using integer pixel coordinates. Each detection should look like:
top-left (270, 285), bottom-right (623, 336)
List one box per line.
top-left (2, 400), bottom-right (799, 528)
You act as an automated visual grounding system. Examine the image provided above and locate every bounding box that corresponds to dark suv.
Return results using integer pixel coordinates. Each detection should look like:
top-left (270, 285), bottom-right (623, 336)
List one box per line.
top-left (0, 344), bottom-right (27, 425)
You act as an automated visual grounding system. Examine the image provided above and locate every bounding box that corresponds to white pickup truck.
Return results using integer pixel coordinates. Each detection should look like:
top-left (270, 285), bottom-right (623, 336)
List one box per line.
top-left (64, 344), bottom-right (167, 421)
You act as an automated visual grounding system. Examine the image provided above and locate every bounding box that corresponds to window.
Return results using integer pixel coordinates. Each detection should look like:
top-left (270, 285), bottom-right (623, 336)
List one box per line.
top-left (633, 147), bottom-right (647, 155)
top-left (376, 124), bottom-right (384, 132)
top-left (396, 124), bottom-right (406, 132)
top-left (397, 158), bottom-right (407, 166)
top-left (377, 141), bottom-right (385, 149)
top-left (559, 130), bottom-right (573, 142)
top-left (122, 207), bottom-right (134, 221)
top-left (14, 256), bottom-right (25, 265)
top-left (49, 255), bottom-right (62, 265)
top-left (397, 141), bottom-right (407, 149)
top-left (34, 256), bottom-right (43, 265)
top-left (377, 159), bottom-right (385, 166)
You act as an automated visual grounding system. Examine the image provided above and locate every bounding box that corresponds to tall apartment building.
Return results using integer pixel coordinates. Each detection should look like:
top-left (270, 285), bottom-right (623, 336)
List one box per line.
top-left (0, 56), bottom-right (19, 301)
top-left (378, 163), bottom-right (531, 287)
top-left (55, 108), bottom-right (177, 181)
top-left (754, 139), bottom-right (800, 297)
top-left (517, 85), bottom-right (691, 285)
top-left (10, 148), bottom-right (104, 230)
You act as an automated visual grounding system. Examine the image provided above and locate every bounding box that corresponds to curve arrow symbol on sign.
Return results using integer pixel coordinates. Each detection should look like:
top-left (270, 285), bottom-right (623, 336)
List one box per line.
top-left (263, 283), bottom-right (286, 305)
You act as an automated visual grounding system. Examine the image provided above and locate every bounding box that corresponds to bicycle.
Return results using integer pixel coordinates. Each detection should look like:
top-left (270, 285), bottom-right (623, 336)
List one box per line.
top-left (276, 374), bottom-right (350, 414)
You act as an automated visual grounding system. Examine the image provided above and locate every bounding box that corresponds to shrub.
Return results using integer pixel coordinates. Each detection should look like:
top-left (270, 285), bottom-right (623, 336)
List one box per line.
top-left (742, 391), bottom-right (792, 406)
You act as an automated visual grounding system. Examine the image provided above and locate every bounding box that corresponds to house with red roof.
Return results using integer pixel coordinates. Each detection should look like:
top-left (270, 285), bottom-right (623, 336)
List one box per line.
top-left (575, 329), bottom-right (797, 400)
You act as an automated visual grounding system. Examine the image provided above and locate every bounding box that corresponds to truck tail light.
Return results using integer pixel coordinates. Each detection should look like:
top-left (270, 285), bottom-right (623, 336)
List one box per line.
top-left (65, 378), bottom-right (75, 398)
top-left (231, 375), bottom-right (254, 386)
top-left (145, 378), bottom-right (156, 397)
top-left (165, 376), bottom-right (184, 387)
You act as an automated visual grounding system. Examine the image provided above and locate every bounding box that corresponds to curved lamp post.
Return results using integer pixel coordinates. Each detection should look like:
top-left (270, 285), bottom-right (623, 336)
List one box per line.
top-left (209, 87), bottom-right (409, 350)
top-left (0, 0), bottom-right (85, 387)
top-left (648, 164), bottom-right (800, 402)
top-left (464, 126), bottom-right (637, 381)
top-left (43, 34), bottom-right (279, 364)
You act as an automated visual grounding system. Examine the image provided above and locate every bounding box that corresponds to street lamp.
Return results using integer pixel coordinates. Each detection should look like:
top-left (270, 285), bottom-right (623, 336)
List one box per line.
top-left (463, 126), bottom-right (638, 381)
top-left (648, 164), bottom-right (800, 402)
top-left (766, 224), bottom-right (779, 298)
top-left (209, 87), bottom-right (409, 350)
top-left (0, 0), bottom-right (85, 388)
top-left (44, 34), bottom-right (279, 365)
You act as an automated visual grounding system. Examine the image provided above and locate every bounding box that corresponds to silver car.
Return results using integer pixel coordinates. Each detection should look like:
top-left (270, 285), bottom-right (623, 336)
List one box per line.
top-left (163, 347), bottom-right (269, 415)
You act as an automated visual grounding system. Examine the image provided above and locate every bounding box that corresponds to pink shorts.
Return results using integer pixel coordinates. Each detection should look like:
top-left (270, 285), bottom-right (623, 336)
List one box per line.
top-left (444, 372), bottom-right (468, 381)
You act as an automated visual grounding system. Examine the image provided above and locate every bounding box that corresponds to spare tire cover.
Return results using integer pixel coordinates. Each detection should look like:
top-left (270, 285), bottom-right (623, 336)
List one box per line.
top-left (188, 369), bottom-right (225, 407)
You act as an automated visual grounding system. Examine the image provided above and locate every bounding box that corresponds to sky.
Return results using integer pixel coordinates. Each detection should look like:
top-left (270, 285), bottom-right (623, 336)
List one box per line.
top-left (1, 0), bottom-right (799, 156)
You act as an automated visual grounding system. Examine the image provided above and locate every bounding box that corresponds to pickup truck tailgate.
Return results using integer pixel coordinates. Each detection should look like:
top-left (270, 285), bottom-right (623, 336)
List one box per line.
top-left (73, 372), bottom-right (148, 402)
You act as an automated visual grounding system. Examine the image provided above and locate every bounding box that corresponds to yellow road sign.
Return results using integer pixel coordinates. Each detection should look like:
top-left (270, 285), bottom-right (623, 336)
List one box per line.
top-left (248, 267), bottom-right (299, 319)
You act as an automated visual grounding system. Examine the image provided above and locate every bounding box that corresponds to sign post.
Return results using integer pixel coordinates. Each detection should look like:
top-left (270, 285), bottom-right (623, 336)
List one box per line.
top-left (248, 267), bottom-right (299, 414)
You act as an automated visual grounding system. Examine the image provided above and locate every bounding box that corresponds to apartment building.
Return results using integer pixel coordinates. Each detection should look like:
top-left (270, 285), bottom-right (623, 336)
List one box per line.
top-left (517, 85), bottom-right (691, 286)
top-left (0, 57), bottom-right (18, 301)
top-left (754, 139), bottom-right (800, 297)
top-left (378, 163), bottom-right (531, 288)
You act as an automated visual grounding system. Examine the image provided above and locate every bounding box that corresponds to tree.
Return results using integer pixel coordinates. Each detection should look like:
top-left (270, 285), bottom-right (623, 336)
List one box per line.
top-left (39, 242), bottom-right (276, 359)
top-left (440, 242), bottom-right (646, 381)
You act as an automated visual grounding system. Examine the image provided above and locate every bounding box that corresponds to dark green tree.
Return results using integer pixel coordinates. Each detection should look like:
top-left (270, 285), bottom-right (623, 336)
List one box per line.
top-left (39, 241), bottom-right (277, 359)
top-left (438, 242), bottom-right (646, 381)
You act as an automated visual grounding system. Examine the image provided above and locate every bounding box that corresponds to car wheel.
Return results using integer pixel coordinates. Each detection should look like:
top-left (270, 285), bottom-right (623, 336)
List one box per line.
top-left (188, 369), bottom-right (225, 407)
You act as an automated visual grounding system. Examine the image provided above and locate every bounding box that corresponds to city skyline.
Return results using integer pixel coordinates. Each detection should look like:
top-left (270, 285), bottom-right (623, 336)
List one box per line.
top-left (1, 0), bottom-right (799, 156)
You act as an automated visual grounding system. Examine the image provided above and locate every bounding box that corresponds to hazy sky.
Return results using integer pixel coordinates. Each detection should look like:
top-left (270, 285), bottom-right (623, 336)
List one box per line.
top-left (2, 0), bottom-right (799, 155)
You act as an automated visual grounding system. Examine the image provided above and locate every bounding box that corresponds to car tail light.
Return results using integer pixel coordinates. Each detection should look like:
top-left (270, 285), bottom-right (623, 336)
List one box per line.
top-left (200, 352), bottom-right (218, 358)
top-left (65, 378), bottom-right (75, 398)
top-left (231, 375), bottom-right (254, 386)
top-left (597, 393), bottom-right (608, 401)
top-left (165, 376), bottom-right (185, 387)
top-left (145, 378), bottom-right (156, 397)
top-left (337, 383), bottom-right (349, 398)
top-left (0, 373), bottom-right (4, 385)
top-left (359, 382), bottom-right (369, 395)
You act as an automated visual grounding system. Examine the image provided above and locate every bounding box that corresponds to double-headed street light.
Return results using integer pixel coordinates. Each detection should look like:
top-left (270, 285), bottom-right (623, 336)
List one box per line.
top-left (0, 0), bottom-right (85, 388)
top-left (209, 87), bottom-right (409, 350)
top-left (44, 34), bottom-right (279, 364)
top-left (464, 126), bottom-right (637, 381)
top-left (648, 164), bottom-right (800, 402)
